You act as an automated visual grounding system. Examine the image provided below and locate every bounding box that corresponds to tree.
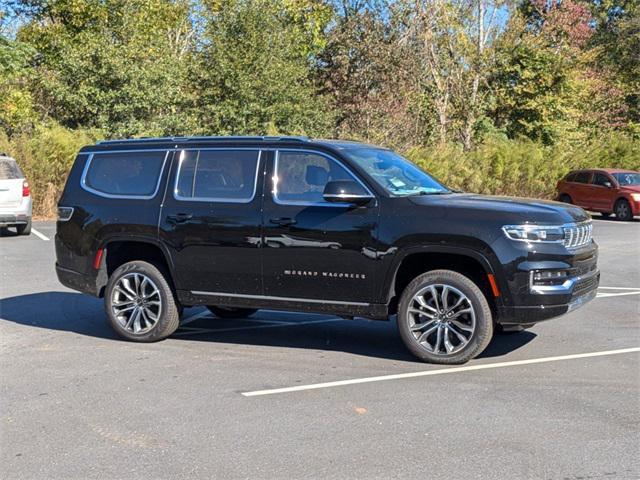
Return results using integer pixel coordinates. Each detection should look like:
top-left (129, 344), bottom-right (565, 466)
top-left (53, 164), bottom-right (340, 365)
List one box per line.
top-left (190, 0), bottom-right (333, 136)
top-left (13, 0), bottom-right (196, 137)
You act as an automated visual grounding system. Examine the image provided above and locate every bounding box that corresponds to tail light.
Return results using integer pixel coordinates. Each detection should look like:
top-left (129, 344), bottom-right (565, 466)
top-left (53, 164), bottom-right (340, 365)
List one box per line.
top-left (22, 181), bottom-right (30, 197)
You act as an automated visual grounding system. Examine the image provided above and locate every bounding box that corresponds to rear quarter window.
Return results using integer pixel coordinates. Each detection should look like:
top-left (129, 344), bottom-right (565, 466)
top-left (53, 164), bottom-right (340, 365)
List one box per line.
top-left (0, 158), bottom-right (24, 179)
top-left (83, 151), bottom-right (167, 197)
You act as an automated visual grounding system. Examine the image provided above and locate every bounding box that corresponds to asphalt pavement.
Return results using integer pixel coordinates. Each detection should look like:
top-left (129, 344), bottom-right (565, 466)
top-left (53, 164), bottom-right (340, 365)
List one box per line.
top-left (1, 218), bottom-right (639, 479)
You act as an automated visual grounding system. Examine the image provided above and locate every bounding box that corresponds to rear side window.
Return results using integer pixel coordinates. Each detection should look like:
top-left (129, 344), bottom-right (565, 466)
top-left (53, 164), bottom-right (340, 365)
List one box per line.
top-left (572, 172), bottom-right (591, 184)
top-left (174, 149), bottom-right (260, 202)
top-left (0, 158), bottom-right (24, 179)
top-left (564, 172), bottom-right (577, 182)
top-left (83, 151), bottom-right (167, 197)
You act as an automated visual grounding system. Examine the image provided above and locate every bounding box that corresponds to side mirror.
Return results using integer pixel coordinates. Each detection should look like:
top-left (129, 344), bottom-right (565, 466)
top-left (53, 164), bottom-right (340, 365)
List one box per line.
top-left (323, 180), bottom-right (373, 205)
top-left (603, 181), bottom-right (612, 188)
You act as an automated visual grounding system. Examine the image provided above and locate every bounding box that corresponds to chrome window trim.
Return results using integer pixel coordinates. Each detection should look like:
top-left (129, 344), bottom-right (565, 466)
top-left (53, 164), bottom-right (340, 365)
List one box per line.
top-left (173, 148), bottom-right (262, 204)
top-left (80, 149), bottom-right (169, 200)
top-left (273, 149), bottom-right (375, 207)
top-left (191, 290), bottom-right (370, 307)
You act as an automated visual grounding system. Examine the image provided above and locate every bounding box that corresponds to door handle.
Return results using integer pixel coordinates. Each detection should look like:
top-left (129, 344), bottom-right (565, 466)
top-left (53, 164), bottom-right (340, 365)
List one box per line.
top-left (167, 213), bottom-right (193, 223)
top-left (270, 217), bottom-right (297, 226)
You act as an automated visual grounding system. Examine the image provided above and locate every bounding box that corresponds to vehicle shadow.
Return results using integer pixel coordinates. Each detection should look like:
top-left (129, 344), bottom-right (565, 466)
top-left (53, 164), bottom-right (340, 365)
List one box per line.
top-left (0, 291), bottom-right (536, 363)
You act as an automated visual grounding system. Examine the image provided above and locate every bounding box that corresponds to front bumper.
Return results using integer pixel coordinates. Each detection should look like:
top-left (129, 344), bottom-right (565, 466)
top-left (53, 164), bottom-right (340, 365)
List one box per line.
top-left (495, 240), bottom-right (600, 325)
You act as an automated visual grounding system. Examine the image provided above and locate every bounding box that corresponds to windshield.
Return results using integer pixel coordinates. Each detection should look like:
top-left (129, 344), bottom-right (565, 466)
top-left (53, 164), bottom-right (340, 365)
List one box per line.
top-left (613, 172), bottom-right (640, 186)
top-left (344, 148), bottom-right (449, 196)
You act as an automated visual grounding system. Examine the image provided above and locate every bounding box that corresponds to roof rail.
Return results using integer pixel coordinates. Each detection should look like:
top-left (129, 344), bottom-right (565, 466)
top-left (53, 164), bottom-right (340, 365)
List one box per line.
top-left (97, 136), bottom-right (310, 145)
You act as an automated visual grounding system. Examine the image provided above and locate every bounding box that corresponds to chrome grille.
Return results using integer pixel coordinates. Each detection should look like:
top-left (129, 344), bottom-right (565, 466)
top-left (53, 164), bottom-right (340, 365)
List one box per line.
top-left (563, 222), bottom-right (593, 249)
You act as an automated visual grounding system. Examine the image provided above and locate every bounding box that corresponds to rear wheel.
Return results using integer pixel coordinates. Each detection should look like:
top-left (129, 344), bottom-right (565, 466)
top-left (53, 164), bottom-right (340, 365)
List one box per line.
top-left (559, 194), bottom-right (572, 204)
top-left (614, 199), bottom-right (633, 221)
top-left (16, 219), bottom-right (31, 235)
top-left (207, 306), bottom-right (258, 319)
top-left (397, 270), bottom-right (493, 364)
top-left (105, 261), bottom-right (180, 342)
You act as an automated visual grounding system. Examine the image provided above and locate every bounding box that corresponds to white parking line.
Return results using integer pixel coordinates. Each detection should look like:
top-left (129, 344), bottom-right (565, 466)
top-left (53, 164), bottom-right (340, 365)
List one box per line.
top-left (31, 228), bottom-right (50, 241)
top-left (596, 291), bottom-right (640, 298)
top-left (598, 286), bottom-right (640, 290)
top-left (241, 347), bottom-right (640, 397)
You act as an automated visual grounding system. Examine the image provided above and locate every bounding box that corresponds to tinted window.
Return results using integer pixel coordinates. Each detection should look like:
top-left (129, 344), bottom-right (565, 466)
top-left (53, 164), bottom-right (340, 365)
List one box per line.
top-left (275, 151), bottom-right (363, 204)
top-left (0, 158), bottom-right (23, 180)
top-left (572, 172), bottom-right (591, 184)
top-left (564, 172), bottom-right (577, 182)
top-left (84, 151), bottom-right (166, 197)
top-left (592, 173), bottom-right (612, 187)
top-left (175, 149), bottom-right (259, 201)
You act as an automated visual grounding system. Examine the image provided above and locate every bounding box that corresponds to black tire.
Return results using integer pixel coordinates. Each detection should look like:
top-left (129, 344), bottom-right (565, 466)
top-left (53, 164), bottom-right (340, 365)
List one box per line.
top-left (104, 260), bottom-right (180, 342)
top-left (16, 219), bottom-right (31, 235)
top-left (397, 270), bottom-right (493, 364)
top-left (558, 194), bottom-right (572, 204)
top-left (206, 306), bottom-right (258, 319)
top-left (614, 199), bottom-right (633, 221)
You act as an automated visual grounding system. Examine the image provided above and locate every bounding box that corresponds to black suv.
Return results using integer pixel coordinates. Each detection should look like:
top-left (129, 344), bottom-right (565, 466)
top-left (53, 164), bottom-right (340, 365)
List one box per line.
top-left (55, 136), bottom-right (599, 363)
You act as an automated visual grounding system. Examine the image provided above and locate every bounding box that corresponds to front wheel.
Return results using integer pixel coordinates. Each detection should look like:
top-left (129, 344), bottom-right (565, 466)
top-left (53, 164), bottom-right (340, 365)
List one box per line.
top-left (614, 199), bottom-right (633, 221)
top-left (207, 306), bottom-right (258, 319)
top-left (105, 261), bottom-right (180, 342)
top-left (397, 270), bottom-right (493, 364)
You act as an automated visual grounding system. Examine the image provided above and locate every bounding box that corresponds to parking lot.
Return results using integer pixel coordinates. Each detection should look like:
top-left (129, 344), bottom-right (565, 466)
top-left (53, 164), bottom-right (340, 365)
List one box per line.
top-left (1, 218), bottom-right (639, 479)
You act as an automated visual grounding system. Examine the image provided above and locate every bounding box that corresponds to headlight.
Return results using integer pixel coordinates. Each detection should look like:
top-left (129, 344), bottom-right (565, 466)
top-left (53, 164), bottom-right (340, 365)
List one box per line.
top-left (502, 224), bottom-right (564, 243)
top-left (631, 193), bottom-right (640, 201)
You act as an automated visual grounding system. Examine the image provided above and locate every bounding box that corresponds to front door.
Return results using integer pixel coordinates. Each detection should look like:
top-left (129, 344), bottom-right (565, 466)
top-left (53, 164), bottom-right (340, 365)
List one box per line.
top-left (262, 149), bottom-right (379, 304)
top-left (159, 148), bottom-right (264, 296)
top-left (590, 172), bottom-right (615, 212)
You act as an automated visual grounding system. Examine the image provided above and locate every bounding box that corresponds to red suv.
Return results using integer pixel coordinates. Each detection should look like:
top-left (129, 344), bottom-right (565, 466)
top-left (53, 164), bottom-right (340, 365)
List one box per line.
top-left (557, 169), bottom-right (640, 221)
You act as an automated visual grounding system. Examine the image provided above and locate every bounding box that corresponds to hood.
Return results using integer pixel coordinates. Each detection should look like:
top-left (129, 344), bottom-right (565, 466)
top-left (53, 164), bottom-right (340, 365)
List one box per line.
top-left (409, 193), bottom-right (590, 225)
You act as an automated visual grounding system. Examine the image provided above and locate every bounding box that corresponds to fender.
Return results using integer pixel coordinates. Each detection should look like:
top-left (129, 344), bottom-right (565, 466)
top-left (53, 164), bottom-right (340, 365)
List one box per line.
top-left (379, 243), bottom-right (502, 304)
top-left (93, 234), bottom-right (177, 295)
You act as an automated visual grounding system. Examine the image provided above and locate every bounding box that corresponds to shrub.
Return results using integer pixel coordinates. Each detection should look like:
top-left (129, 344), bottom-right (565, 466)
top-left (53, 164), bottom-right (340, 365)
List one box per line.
top-left (406, 133), bottom-right (640, 199)
top-left (0, 125), bottom-right (101, 217)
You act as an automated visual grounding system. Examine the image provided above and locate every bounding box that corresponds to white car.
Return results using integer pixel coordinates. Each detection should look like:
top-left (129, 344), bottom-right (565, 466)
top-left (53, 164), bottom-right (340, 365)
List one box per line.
top-left (0, 154), bottom-right (32, 235)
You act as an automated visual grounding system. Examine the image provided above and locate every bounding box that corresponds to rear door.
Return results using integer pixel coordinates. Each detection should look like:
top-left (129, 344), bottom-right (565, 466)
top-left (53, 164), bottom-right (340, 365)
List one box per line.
top-left (159, 148), bottom-right (264, 296)
top-left (569, 171), bottom-right (593, 208)
top-left (0, 158), bottom-right (24, 209)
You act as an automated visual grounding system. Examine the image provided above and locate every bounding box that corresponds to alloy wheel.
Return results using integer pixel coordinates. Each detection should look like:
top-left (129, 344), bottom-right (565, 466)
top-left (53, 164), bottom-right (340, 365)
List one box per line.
top-left (111, 273), bottom-right (162, 334)
top-left (408, 284), bottom-right (476, 355)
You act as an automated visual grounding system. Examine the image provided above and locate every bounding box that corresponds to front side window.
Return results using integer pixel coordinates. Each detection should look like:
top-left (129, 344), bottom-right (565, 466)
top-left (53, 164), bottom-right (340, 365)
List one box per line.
top-left (175, 149), bottom-right (260, 202)
top-left (84, 151), bottom-right (166, 197)
top-left (592, 173), bottom-right (612, 187)
top-left (274, 151), bottom-right (365, 204)
top-left (343, 148), bottom-right (449, 196)
top-left (613, 172), bottom-right (640, 186)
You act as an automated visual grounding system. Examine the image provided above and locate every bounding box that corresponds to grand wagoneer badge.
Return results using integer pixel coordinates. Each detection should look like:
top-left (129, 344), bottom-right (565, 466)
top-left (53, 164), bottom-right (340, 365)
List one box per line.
top-left (284, 270), bottom-right (367, 280)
